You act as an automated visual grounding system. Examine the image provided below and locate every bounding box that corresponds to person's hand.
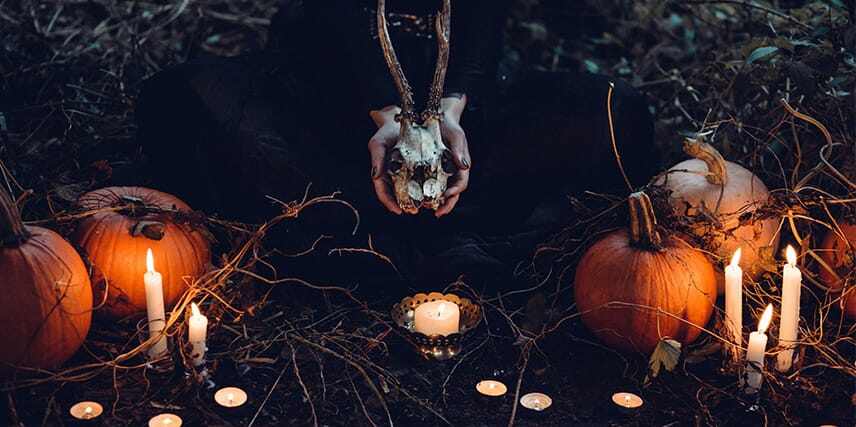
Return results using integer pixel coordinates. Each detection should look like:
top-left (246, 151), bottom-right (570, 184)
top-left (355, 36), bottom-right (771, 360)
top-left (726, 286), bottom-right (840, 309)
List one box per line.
top-left (368, 105), bottom-right (403, 215)
top-left (435, 94), bottom-right (471, 218)
top-left (368, 96), bottom-right (471, 217)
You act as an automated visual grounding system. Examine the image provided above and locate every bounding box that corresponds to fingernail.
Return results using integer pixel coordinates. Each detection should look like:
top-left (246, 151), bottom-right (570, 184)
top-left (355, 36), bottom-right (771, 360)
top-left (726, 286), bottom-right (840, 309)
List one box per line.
top-left (462, 158), bottom-right (470, 169)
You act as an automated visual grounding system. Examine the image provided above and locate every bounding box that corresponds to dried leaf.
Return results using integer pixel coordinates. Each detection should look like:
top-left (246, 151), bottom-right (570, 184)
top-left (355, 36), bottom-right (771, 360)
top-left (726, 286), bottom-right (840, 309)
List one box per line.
top-left (131, 221), bottom-right (165, 240)
top-left (522, 293), bottom-right (547, 334)
top-left (644, 338), bottom-right (681, 386)
top-left (685, 340), bottom-right (721, 364)
top-left (51, 183), bottom-right (88, 203)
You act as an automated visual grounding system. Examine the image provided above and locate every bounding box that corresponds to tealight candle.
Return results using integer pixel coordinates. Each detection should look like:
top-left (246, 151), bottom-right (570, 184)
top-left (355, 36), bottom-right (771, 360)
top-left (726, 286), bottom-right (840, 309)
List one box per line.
top-left (188, 303), bottom-right (208, 366)
top-left (476, 380), bottom-right (508, 397)
top-left (724, 248), bottom-right (743, 362)
top-left (214, 387), bottom-right (248, 408)
top-left (148, 413), bottom-right (182, 427)
top-left (519, 392), bottom-right (552, 411)
top-left (611, 392), bottom-right (643, 409)
top-left (145, 248), bottom-right (169, 358)
top-left (69, 401), bottom-right (103, 420)
top-left (777, 246), bottom-right (801, 372)
top-left (413, 300), bottom-right (460, 336)
top-left (744, 304), bottom-right (774, 393)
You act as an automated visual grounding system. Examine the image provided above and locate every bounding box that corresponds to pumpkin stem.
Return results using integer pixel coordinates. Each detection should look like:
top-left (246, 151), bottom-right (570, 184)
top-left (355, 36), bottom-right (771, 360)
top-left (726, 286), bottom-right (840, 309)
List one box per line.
top-left (682, 134), bottom-right (728, 186)
top-left (628, 191), bottom-right (662, 250)
top-left (0, 185), bottom-right (30, 246)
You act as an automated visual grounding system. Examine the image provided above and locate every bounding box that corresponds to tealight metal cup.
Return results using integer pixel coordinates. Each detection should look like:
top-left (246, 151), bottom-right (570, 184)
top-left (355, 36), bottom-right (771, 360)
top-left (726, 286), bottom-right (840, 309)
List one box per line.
top-left (391, 292), bottom-right (481, 361)
top-left (213, 386), bottom-right (251, 417)
top-left (68, 401), bottom-right (104, 426)
top-left (610, 391), bottom-right (644, 416)
top-left (519, 392), bottom-right (552, 420)
top-left (475, 380), bottom-right (508, 407)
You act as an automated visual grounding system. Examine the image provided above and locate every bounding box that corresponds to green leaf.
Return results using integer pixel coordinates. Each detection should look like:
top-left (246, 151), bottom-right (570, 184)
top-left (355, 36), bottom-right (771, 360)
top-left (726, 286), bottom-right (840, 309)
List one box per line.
top-left (746, 46), bottom-right (779, 64)
top-left (583, 59), bottom-right (600, 74)
top-left (826, 0), bottom-right (845, 10)
top-left (644, 339), bottom-right (682, 386)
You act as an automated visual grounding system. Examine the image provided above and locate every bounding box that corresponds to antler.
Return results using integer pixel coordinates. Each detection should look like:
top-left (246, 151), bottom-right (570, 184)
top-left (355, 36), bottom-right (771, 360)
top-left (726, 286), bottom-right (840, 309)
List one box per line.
top-left (377, 0), bottom-right (416, 122)
top-left (425, 0), bottom-right (451, 120)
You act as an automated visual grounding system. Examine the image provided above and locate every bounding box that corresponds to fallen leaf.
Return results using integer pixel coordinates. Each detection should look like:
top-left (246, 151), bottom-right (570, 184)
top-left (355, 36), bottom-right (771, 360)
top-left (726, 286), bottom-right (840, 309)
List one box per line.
top-left (746, 46), bottom-right (779, 64)
top-left (644, 338), bottom-right (682, 386)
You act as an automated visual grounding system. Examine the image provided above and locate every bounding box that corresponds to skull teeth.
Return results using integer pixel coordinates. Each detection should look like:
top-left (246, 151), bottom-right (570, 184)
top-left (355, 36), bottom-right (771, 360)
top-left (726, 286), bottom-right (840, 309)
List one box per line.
top-left (422, 178), bottom-right (441, 199)
top-left (407, 180), bottom-right (424, 202)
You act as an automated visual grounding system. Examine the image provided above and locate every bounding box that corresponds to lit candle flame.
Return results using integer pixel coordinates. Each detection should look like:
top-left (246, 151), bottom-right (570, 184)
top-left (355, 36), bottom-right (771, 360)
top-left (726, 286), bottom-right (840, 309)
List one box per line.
top-left (227, 392), bottom-right (235, 404)
top-left (786, 245), bottom-right (797, 267)
top-left (624, 395), bottom-right (631, 407)
top-left (436, 302), bottom-right (446, 318)
top-left (488, 382), bottom-right (495, 390)
top-left (758, 304), bottom-right (773, 334)
top-left (164, 419), bottom-right (172, 425)
top-left (191, 302), bottom-right (201, 317)
top-left (84, 406), bottom-right (93, 415)
top-left (146, 248), bottom-right (155, 273)
top-left (730, 247), bottom-right (742, 268)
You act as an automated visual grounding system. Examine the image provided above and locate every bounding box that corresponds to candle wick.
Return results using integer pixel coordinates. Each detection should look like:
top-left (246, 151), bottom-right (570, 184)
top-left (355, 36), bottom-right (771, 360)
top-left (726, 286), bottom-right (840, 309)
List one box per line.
top-left (436, 303), bottom-right (446, 318)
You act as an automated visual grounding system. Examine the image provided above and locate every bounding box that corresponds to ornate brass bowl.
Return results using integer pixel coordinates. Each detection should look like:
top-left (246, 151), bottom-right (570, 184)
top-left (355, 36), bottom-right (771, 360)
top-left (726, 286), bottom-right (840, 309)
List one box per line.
top-left (391, 292), bottom-right (482, 360)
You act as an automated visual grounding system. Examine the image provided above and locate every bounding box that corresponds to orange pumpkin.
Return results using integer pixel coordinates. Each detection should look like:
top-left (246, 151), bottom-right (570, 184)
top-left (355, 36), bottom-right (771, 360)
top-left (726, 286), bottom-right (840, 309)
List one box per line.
top-left (574, 191), bottom-right (717, 354)
top-left (73, 187), bottom-right (211, 319)
top-left (0, 186), bottom-right (92, 374)
top-left (818, 222), bottom-right (856, 318)
top-left (656, 137), bottom-right (780, 292)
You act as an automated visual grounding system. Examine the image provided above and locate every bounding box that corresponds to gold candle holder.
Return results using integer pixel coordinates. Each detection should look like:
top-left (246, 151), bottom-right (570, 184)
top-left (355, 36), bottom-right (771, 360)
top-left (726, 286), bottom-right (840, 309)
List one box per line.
top-left (391, 292), bottom-right (481, 360)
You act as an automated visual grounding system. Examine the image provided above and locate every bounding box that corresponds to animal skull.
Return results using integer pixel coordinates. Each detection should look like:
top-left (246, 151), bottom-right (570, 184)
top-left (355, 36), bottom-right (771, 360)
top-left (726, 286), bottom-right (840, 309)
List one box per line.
top-left (387, 121), bottom-right (455, 214)
top-left (377, 0), bottom-right (453, 214)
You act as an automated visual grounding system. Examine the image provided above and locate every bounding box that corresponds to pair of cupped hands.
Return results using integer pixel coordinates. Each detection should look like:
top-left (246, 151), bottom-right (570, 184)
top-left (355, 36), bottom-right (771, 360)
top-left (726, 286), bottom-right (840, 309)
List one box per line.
top-left (368, 95), bottom-right (471, 217)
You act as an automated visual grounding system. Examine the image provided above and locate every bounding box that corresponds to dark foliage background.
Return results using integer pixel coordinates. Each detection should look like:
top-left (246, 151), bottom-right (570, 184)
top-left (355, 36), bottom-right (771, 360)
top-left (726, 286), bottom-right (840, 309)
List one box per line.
top-left (1, 1), bottom-right (855, 426)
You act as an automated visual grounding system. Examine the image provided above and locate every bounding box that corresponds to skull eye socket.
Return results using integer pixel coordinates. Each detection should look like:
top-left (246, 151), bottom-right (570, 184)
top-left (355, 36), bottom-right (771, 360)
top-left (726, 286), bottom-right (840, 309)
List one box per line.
top-left (441, 149), bottom-right (456, 174)
top-left (388, 148), bottom-right (404, 173)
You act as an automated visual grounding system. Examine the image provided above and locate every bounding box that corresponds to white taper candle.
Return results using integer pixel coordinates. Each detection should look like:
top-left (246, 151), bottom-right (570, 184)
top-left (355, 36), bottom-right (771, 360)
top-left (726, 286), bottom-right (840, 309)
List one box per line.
top-left (744, 304), bottom-right (773, 393)
top-left (777, 246), bottom-right (801, 372)
top-left (724, 248), bottom-right (743, 362)
top-left (188, 303), bottom-right (208, 366)
top-left (145, 248), bottom-right (169, 358)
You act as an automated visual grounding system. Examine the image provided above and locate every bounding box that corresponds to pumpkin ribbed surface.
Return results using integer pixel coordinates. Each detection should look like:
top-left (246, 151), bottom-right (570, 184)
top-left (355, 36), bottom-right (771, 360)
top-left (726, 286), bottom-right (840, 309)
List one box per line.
top-left (73, 187), bottom-right (211, 319)
top-left (657, 138), bottom-right (779, 292)
top-left (818, 223), bottom-right (856, 318)
top-left (0, 189), bottom-right (92, 375)
top-left (574, 192), bottom-right (717, 354)
top-left (818, 223), bottom-right (855, 290)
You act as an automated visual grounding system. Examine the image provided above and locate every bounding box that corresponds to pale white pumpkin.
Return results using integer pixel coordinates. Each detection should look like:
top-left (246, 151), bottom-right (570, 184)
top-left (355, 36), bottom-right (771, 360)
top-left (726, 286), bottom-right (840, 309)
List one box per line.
top-left (656, 136), bottom-right (780, 293)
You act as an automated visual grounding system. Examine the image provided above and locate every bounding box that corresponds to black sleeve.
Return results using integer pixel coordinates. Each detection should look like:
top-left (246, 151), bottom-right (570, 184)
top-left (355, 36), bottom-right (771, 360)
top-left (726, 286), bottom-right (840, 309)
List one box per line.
top-left (357, 0), bottom-right (511, 108)
top-left (303, 0), bottom-right (399, 111)
top-left (301, 0), bottom-right (509, 111)
top-left (444, 0), bottom-right (510, 98)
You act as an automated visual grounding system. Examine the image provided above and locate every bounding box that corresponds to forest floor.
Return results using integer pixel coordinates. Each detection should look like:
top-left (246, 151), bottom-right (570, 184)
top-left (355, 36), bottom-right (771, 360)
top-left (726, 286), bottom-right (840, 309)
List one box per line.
top-left (1, 1), bottom-right (855, 426)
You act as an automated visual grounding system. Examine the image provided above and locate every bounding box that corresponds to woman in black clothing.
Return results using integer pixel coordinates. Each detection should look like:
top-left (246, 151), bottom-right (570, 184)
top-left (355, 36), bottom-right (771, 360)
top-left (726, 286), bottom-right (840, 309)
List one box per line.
top-left (137, 0), bottom-right (657, 285)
